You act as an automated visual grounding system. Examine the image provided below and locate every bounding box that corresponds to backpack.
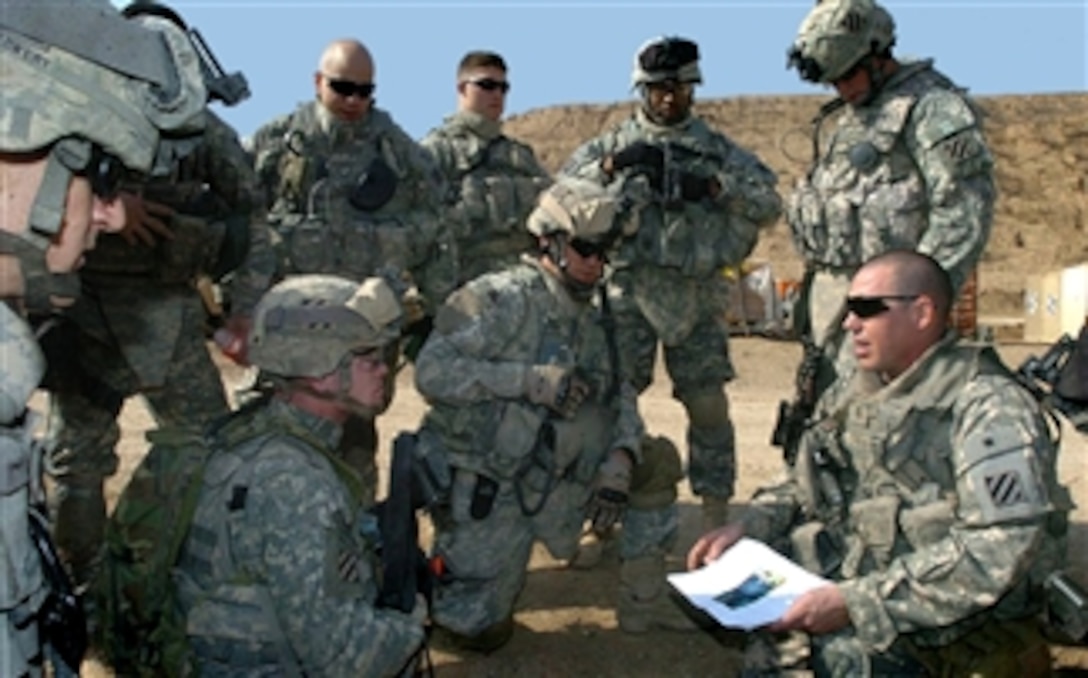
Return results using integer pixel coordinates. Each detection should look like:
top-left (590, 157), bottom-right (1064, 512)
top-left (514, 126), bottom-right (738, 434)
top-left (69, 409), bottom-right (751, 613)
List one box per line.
top-left (91, 402), bottom-right (270, 677)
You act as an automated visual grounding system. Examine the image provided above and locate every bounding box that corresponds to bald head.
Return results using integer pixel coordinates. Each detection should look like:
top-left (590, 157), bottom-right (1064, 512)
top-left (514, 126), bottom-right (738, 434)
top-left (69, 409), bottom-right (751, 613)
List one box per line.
top-left (318, 39), bottom-right (374, 79)
top-left (862, 250), bottom-right (954, 321)
top-left (315, 39), bottom-right (375, 122)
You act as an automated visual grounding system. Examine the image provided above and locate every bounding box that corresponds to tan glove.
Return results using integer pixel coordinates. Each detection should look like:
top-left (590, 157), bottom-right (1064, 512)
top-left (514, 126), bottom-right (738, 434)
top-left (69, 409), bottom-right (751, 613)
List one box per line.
top-left (585, 448), bottom-right (633, 534)
top-left (524, 364), bottom-right (591, 418)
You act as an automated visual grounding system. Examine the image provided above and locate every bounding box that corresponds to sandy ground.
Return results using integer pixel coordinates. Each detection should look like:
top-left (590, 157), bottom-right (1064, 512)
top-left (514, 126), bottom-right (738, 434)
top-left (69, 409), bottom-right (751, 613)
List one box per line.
top-left (64, 336), bottom-right (1088, 676)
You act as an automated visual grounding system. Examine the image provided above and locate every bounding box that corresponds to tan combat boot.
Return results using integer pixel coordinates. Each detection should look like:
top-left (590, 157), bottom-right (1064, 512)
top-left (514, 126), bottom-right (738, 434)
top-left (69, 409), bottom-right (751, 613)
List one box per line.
top-left (617, 554), bottom-right (699, 633)
top-left (701, 496), bottom-right (731, 534)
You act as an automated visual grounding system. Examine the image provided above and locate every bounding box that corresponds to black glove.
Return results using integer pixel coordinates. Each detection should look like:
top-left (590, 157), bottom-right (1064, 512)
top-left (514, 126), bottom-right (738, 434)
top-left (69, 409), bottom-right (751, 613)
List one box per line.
top-left (584, 450), bottom-right (632, 533)
top-left (679, 171), bottom-right (713, 202)
top-left (611, 142), bottom-right (665, 176)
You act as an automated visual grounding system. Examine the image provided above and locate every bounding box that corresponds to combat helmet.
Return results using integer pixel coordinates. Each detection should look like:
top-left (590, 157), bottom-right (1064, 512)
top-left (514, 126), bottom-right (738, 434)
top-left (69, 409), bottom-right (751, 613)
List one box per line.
top-left (248, 275), bottom-right (403, 380)
top-left (787, 0), bottom-right (896, 83)
top-left (0, 0), bottom-right (208, 310)
top-left (630, 36), bottom-right (702, 88)
top-left (526, 178), bottom-right (621, 244)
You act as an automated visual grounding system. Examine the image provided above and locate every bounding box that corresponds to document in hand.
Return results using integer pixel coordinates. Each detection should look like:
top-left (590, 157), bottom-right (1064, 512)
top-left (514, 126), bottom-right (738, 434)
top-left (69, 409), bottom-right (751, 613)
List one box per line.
top-left (667, 537), bottom-right (831, 630)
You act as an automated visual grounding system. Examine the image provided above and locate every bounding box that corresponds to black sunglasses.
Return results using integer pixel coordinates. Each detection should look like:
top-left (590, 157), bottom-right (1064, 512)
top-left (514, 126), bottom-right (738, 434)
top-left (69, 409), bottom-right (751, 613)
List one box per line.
top-left (326, 77), bottom-right (376, 99)
top-left (569, 238), bottom-right (608, 260)
top-left (466, 77), bottom-right (510, 94)
top-left (845, 294), bottom-right (919, 319)
top-left (81, 145), bottom-right (125, 201)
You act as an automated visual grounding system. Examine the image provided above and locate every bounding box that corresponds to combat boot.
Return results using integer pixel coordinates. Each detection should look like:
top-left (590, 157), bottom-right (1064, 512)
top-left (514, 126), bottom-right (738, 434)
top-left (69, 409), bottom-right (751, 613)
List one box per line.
top-left (618, 554), bottom-right (698, 633)
top-left (433, 616), bottom-right (514, 654)
top-left (701, 496), bottom-right (731, 534)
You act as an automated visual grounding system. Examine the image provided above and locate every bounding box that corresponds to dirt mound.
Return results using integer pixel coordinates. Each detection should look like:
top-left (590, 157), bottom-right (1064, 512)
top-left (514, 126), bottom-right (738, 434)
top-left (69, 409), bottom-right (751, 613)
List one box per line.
top-left (505, 92), bottom-right (1088, 318)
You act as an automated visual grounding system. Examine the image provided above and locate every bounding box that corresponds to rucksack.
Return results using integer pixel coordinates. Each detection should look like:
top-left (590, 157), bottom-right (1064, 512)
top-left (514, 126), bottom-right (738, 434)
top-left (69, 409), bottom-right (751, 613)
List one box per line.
top-left (90, 403), bottom-right (270, 677)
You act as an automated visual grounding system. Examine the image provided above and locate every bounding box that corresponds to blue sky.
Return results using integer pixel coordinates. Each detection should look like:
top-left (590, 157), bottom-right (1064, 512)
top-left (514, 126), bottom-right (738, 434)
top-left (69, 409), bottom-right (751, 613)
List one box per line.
top-left (115, 1), bottom-right (1087, 141)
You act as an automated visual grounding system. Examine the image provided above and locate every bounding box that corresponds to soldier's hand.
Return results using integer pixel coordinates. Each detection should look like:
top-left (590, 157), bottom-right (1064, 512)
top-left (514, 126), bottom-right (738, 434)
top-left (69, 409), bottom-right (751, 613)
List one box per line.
top-left (585, 448), bottom-right (633, 533)
top-left (678, 171), bottom-right (719, 202)
top-left (686, 522), bottom-right (745, 571)
top-left (765, 584), bottom-right (850, 635)
top-left (610, 142), bottom-right (665, 175)
top-left (524, 364), bottom-right (592, 417)
top-left (118, 192), bottom-right (175, 247)
top-left (214, 315), bottom-right (251, 366)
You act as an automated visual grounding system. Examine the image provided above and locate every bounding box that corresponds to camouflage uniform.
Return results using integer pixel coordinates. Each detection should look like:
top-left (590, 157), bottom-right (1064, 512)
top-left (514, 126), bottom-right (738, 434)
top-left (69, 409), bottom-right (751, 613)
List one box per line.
top-left (0, 305), bottom-right (48, 677)
top-left (786, 0), bottom-right (995, 406)
top-left (738, 333), bottom-right (1071, 675)
top-left (47, 110), bottom-right (275, 585)
top-left (252, 100), bottom-right (454, 504)
top-left (420, 110), bottom-right (551, 284)
top-left (175, 400), bottom-right (424, 676)
top-left (561, 108), bottom-right (781, 504)
top-left (416, 252), bottom-right (691, 642)
top-left (0, 2), bottom-right (210, 673)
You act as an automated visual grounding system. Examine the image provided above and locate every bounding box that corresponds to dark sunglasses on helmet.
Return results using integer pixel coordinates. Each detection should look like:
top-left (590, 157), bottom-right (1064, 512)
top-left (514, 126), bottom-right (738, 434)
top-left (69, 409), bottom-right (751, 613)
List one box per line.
top-left (466, 77), bottom-right (510, 94)
top-left (845, 294), bottom-right (919, 319)
top-left (326, 77), bottom-right (376, 99)
top-left (81, 145), bottom-right (125, 201)
top-left (569, 238), bottom-right (608, 260)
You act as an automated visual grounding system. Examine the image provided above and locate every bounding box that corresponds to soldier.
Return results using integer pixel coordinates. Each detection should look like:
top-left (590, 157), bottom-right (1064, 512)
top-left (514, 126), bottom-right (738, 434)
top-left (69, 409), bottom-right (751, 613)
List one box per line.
top-left (414, 178), bottom-right (695, 652)
top-left (420, 50), bottom-right (551, 284)
top-left (560, 37), bottom-right (782, 531)
top-left (689, 250), bottom-right (1070, 676)
top-left (251, 38), bottom-right (454, 505)
top-left (783, 0), bottom-right (995, 412)
top-left (44, 1), bottom-right (277, 589)
top-left (0, 0), bottom-right (208, 673)
top-left (175, 275), bottom-right (427, 676)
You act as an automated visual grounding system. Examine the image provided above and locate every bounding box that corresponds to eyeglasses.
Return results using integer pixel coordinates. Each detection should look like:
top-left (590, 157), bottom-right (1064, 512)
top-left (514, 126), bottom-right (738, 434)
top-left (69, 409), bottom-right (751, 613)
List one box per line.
top-left (465, 78), bottom-right (510, 94)
top-left (845, 294), bottom-right (919, 319)
top-left (325, 76), bottom-right (376, 99)
top-left (81, 145), bottom-right (125, 201)
top-left (646, 80), bottom-right (694, 96)
top-left (569, 238), bottom-right (608, 260)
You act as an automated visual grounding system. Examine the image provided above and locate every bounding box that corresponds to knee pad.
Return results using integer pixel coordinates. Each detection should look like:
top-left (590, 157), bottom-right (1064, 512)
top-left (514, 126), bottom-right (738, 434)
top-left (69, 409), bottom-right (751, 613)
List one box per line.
top-left (680, 387), bottom-right (728, 429)
top-left (629, 435), bottom-right (683, 510)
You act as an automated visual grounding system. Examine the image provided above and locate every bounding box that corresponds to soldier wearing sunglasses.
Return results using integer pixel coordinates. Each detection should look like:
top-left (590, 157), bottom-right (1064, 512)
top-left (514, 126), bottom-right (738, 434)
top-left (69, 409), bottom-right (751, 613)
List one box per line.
top-left (420, 50), bottom-right (551, 285)
top-left (560, 36), bottom-right (782, 536)
top-left (690, 250), bottom-right (1070, 676)
top-left (251, 38), bottom-right (455, 506)
top-left (0, 0), bottom-right (209, 674)
top-left (43, 0), bottom-right (279, 594)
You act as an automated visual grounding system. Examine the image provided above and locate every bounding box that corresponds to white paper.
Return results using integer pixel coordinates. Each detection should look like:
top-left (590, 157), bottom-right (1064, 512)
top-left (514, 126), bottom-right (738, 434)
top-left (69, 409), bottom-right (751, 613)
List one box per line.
top-left (667, 538), bottom-right (831, 630)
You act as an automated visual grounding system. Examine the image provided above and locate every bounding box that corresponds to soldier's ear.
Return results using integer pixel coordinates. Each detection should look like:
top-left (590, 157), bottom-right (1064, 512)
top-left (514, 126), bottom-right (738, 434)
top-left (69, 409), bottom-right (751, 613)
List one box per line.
top-left (313, 71), bottom-right (324, 96)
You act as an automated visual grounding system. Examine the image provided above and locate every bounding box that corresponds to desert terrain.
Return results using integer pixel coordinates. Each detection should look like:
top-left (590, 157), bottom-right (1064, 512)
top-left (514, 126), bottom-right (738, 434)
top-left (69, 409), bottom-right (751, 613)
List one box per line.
top-left (77, 91), bottom-right (1087, 675)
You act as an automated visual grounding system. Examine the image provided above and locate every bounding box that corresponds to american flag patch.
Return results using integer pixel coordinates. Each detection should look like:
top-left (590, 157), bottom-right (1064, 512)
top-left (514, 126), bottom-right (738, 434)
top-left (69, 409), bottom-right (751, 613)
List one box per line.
top-left (984, 471), bottom-right (1027, 507)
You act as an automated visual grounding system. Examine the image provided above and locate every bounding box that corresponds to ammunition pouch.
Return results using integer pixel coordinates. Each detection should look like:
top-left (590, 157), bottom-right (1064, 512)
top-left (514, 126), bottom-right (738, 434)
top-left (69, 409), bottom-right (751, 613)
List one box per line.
top-left (899, 498), bottom-right (955, 550)
top-left (349, 156), bottom-right (398, 212)
top-left (789, 521), bottom-right (842, 578)
top-left (842, 494), bottom-right (900, 576)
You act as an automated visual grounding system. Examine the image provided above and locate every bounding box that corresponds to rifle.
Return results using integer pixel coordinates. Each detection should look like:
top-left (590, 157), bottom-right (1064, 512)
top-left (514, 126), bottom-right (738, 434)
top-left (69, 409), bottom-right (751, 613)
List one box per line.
top-left (1015, 327), bottom-right (1088, 433)
top-left (771, 331), bottom-right (822, 465)
top-left (187, 27), bottom-right (250, 107)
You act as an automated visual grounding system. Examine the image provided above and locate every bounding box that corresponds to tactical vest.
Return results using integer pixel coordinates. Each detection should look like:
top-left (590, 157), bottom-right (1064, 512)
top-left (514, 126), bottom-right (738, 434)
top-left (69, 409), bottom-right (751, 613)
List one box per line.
top-left (795, 343), bottom-right (1070, 630)
top-left (607, 116), bottom-right (736, 278)
top-left (433, 128), bottom-right (550, 276)
top-left (270, 104), bottom-right (420, 281)
top-left (791, 62), bottom-right (972, 269)
top-left (424, 266), bottom-right (618, 489)
top-left (175, 409), bottom-right (376, 675)
top-left (0, 414), bottom-right (45, 678)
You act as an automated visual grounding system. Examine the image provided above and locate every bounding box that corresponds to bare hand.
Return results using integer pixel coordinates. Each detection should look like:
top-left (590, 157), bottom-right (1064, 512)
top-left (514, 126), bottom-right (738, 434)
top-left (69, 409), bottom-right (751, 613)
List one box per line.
top-left (686, 522), bottom-right (745, 571)
top-left (765, 585), bottom-right (850, 635)
top-left (214, 315), bottom-right (251, 366)
top-left (118, 192), bottom-right (175, 247)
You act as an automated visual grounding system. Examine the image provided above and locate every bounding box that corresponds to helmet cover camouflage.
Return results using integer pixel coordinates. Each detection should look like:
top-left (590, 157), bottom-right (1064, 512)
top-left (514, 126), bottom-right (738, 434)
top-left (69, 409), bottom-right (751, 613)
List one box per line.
top-left (631, 36), bottom-right (702, 87)
top-left (526, 178), bottom-right (620, 243)
top-left (0, 2), bottom-right (206, 175)
top-left (248, 275), bottom-right (403, 379)
top-left (0, 304), bottom-right (45, 424)
top-left (788, 0), bottom-right (896, 83)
